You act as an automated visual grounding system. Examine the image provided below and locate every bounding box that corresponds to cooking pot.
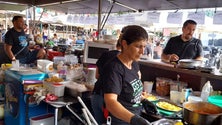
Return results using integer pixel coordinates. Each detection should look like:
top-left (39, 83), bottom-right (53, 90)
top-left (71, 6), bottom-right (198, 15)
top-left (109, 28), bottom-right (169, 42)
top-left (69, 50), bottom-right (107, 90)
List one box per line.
top-left (183, 102), bottom-right (222, 125)
top-left (177, 59), bottom-right (202, 69)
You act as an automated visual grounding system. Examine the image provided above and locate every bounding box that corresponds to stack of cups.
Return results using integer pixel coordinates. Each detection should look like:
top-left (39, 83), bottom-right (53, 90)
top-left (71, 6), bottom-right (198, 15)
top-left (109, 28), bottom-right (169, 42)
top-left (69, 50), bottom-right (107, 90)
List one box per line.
top-left (143, 81), bottom-right (153, 93)
top-left (86, 68), bottom-right (97, 85)
top-left (170, 91), bottom-right (181, 104)
top-left (12, 60), bottom-right (20, 69)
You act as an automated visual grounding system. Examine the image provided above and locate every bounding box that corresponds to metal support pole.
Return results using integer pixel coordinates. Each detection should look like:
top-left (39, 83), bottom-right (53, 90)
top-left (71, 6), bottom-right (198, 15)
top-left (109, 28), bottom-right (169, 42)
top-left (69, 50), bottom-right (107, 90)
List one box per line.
top-left (97, 0), bottom-right (101, 40)
top-left (101, 3), bottom-right (114, 31)
top-left (54, 107), bottom-right (59, 125)
top-left (26, 8), bottom-right (29, 25)
top-left (32, 6), bottom-right (36, 35)
top-left (4, 13), bottom-right (7, 31)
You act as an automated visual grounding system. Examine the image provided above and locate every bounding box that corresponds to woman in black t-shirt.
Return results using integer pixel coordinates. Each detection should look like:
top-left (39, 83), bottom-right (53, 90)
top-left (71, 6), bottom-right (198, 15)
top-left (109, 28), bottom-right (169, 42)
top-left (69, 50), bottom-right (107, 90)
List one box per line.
top-left (103, 25), bottom-right (150, 125)
top-left (91, 44), bottom-right (121, 125)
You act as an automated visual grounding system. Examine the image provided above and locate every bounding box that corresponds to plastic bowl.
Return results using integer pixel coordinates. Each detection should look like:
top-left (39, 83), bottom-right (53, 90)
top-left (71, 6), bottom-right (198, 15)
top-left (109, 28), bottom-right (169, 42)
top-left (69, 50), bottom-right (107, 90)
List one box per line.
top-left (208, 95), bottom-right (222, 107)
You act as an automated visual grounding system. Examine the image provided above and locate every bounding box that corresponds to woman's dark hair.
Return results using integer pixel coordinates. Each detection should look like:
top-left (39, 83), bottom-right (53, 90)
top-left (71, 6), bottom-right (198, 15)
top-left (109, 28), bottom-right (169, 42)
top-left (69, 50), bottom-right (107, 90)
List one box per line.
top-left (183, 20), bottom-right (197, 28)
top-left (117, 26), bottom-right (128, 48)
top-left (12, 16), bottom-right (23, 23)
top-left (121, 25), bottom-right (148, 45)
top-left (116, 38), bottom-right (121, 48)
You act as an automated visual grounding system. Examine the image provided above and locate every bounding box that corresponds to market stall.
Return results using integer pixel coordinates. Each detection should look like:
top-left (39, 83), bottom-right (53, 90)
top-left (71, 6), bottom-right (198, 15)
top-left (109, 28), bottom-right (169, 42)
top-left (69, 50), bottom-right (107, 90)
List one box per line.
top-left (1, 0), bottom-right (222, 125)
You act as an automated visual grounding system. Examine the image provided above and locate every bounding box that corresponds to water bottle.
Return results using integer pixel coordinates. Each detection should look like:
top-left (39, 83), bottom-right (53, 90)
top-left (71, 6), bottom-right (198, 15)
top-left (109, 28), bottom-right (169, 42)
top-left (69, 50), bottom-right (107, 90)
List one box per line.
top-left (181, 88), bottom-right (192, 103)
top-left (200, 81), bottom-right (213, 102)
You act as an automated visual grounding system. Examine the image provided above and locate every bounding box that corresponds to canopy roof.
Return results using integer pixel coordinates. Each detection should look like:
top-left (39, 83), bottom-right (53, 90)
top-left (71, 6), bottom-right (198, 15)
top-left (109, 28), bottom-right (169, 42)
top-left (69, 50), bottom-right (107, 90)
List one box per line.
top-left (0, 0), bottom-right (222, 14)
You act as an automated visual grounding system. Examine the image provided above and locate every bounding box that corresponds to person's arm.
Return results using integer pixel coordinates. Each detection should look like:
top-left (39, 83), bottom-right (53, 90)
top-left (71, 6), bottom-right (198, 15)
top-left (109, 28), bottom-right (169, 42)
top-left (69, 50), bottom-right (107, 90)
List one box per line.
top-left (104, 93), bottom-right (134, 123)
top-left (195, 56), bottom-right (203, 61)
top-left (95, 67), bottom-right (99, 79)
top-left (4, 44), bottom-right (16, 61)
top-left (161, 53), bottom-right (171, 62)
top-left (138, 71), bottom-right (141, 79)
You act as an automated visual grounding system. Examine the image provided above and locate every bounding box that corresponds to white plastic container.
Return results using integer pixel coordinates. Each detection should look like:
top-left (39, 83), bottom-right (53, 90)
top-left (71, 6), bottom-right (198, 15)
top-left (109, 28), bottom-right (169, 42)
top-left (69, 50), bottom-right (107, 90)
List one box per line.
top-left (170, 91), bottom-right (181, 104)
top-left (52, 83), bottom-right (65, 97)
top-left (188, 96), bottom-right (203, 103)
top-left (86, 68), bottom-right (97, 85)
top-left (37, 59), bottom-right (54, 73)
top-left (30, 113), bottom-right (54, 125)
top-left (43, 82), bottom-right (65, 97)
top-left (143, 81), bottom-right (153, 93)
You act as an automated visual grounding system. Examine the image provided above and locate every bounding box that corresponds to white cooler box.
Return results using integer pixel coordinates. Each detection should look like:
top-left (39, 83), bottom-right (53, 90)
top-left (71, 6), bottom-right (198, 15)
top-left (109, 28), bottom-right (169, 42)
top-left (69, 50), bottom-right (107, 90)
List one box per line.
top-left (30, 113), bottom-right (54, 125)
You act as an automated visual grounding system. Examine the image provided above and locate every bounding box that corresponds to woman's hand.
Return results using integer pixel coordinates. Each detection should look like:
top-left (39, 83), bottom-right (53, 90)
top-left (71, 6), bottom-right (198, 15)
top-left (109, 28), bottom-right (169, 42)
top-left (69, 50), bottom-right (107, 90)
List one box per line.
top-left (130, 115), bottom-right (151, 125)
top-left (141, 92), bottom-right (147, 100)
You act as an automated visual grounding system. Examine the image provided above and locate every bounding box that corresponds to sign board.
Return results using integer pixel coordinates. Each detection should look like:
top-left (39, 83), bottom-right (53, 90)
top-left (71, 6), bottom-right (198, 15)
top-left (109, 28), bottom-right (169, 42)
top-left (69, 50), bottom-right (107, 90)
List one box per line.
top-left (147, 12), bottom-right (160, 23)
top-left (213, 11), bottom-right (222, 24)
top-left (187, 12), bottom-right (205, 24)
top-left (167, 12), bottom-right (183, 24)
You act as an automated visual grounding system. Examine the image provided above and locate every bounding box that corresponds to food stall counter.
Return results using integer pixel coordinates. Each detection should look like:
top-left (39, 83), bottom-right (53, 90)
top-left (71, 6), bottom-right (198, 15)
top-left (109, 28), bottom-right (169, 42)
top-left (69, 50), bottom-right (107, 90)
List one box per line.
top-left (139, 59), bottom-right (222, 91)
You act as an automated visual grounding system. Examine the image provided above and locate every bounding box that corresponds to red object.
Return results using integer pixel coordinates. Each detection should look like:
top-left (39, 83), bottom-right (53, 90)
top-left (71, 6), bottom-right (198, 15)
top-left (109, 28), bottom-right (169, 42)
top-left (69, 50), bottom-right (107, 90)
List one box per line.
top-left (47, 50), bottom-right (64, 61)
top-left (102, 106), bottom-right (109, 119)
top-left (45, 93), bottom-right (58, 101)
top-left (53, 83), bottom-right (63, 86)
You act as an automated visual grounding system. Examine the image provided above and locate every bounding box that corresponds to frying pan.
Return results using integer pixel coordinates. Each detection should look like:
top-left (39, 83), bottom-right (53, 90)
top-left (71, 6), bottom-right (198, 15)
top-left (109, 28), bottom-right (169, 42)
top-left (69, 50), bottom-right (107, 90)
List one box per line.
top-left (177, 59), bottom-right (202, 69)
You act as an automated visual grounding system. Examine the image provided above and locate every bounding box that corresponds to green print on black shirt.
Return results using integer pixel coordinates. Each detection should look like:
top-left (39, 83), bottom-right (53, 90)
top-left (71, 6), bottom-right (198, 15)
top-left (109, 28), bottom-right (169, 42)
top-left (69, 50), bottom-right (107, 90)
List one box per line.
top-left (131, 79), bottom-right (143, 107)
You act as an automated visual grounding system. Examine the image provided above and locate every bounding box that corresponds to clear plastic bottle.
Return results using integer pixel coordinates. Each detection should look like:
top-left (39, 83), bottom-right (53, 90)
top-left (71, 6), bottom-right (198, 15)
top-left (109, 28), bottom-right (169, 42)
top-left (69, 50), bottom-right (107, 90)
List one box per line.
top-left (57, 61), bottom-right (67, 80)
top-left (57, 61), bottom-right (64, 71)
top-left (200, 81), bottom-right (213, 102)
top-left (59, 65), bottom-right (67, 80)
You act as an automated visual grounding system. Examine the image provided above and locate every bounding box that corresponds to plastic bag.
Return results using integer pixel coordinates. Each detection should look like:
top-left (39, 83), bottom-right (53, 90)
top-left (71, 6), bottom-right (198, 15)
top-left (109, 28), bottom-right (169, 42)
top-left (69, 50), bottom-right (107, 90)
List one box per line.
top-left (200, 81), bottom-right (213, 102)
